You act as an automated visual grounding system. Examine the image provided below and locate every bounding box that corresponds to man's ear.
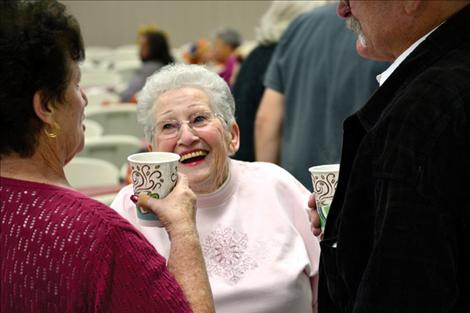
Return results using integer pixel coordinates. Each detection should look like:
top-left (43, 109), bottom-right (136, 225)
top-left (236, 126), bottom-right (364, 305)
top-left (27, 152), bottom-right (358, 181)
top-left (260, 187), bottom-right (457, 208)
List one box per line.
top-left (227, 122), bottom-right (240, 156)
top-left (32, 90), bottom-right (55, 125)
top-left (147, 143), bottom-right (153, 152)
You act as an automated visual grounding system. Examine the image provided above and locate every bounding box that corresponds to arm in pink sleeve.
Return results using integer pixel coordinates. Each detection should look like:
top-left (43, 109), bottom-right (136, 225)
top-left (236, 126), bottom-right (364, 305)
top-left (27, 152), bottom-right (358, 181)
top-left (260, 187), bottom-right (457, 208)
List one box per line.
top-left (287, 178), bottom-right (321, 313)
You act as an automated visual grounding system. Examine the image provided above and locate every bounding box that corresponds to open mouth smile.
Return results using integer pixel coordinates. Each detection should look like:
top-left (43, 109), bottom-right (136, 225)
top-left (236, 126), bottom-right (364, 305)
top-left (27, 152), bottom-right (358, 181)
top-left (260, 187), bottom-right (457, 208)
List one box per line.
top-left (180, 150), bottom-right (209, 165)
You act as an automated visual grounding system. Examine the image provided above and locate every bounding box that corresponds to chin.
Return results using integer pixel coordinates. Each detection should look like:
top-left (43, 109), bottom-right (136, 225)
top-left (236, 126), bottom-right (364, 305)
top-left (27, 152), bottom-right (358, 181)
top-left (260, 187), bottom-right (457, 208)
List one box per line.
top-left (356, 43), bottom-right (371, 59)
top-left (182, 169), bottom-right (207, 183)
top-left (77, 138), bottom-right (85, 153)
top-left (355, 36), bottom-right (393, 62)
top-left (69, 140), bottom-right (85, 162)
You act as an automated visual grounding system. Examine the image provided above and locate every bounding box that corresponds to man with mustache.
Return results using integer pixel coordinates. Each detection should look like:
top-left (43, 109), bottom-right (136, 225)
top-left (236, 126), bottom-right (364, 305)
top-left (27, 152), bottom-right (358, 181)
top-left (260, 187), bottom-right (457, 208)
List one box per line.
top-left (312, 1), bottom-right (470, 312)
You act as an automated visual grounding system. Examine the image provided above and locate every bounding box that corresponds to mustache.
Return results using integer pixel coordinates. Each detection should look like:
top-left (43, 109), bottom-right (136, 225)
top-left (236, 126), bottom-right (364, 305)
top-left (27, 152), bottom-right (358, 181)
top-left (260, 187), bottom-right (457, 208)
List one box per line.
top-left (346, 16), bottom-right (362, 35)
top-left (346, 17), bottom-right (368, 47)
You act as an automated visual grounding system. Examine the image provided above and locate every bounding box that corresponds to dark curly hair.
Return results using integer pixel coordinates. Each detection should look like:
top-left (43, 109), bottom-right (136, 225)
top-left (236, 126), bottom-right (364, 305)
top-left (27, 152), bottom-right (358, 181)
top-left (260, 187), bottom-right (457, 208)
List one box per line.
top-left (0, 0), bottom-right (85, 157)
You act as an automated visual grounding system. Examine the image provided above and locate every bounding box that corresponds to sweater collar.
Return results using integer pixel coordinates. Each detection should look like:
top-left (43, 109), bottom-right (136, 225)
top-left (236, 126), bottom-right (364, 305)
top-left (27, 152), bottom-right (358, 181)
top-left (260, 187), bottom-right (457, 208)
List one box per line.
top-left (196, 159), bottom-right (238, 209)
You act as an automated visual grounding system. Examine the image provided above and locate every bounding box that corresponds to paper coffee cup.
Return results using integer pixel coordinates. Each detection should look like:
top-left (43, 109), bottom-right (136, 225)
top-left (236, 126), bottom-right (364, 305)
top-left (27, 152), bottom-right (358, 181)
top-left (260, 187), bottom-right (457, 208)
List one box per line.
top-left (127, 152), bottom-right (180, 227)
top-left (308, 164), bottom-right (340, 231)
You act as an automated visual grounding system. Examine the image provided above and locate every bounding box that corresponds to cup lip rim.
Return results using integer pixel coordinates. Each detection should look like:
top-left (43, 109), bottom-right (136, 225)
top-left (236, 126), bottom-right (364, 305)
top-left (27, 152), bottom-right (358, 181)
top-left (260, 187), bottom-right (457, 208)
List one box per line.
top-left (308, 163), bottom-right (340, 173)
top-left (127, 151), bottom-right (181, 163)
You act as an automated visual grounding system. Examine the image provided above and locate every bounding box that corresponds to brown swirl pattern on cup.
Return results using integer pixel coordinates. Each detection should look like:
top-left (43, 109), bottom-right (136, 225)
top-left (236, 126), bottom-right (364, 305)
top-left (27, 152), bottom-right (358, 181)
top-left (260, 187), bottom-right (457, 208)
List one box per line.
top-left (313, 172), bottom-right (338, 206)
top-left (171, 166), bottom-right (177, 182)
top-left (131, 164), bottom-right (165, 198)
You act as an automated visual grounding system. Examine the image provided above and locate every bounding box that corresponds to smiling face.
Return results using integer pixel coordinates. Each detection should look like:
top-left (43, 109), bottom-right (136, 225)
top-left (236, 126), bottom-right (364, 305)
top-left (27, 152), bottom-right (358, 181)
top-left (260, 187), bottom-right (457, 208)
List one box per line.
top-left (149, 87), bottom-right (239, 194)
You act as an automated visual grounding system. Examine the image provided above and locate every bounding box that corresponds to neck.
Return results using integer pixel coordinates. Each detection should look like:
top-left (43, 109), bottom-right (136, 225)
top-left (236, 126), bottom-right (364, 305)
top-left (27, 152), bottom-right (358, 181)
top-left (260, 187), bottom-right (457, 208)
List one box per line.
top-left (191, 159), bottom-right (230, 195)
top-left (1, 150), bottom-right (70, 188)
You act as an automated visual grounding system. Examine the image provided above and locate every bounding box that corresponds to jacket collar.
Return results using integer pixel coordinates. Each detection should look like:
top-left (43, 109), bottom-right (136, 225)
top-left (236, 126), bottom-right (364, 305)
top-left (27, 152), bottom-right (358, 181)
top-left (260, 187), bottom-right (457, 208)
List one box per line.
top-left (355, 4), bottom-right (470, 132)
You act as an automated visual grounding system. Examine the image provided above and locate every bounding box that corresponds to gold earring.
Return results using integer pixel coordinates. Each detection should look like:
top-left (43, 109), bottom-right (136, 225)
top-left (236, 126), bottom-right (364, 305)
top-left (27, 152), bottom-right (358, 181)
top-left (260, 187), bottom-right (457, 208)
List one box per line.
top-left (44, 122), bottom-right (60, 139)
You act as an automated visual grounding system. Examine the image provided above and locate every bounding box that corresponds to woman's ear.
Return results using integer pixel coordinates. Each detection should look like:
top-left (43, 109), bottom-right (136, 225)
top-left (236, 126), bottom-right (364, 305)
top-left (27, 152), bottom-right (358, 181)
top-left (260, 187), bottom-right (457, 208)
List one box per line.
top-left (227, 122), bottom-right (240, 156)
top-left (32, 90), bottom-right (55, 125)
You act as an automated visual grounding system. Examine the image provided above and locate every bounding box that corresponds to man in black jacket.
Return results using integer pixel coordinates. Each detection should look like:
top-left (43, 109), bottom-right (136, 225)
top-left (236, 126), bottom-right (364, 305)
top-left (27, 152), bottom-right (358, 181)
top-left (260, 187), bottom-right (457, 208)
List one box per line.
top-left (311, 1), bottom-right (470, 312)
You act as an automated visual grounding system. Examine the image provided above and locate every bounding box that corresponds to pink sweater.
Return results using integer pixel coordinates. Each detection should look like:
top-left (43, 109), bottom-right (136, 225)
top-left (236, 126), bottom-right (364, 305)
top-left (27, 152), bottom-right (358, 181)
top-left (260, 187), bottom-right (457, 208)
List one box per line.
top-left (112, 159), bottom-right (320, 313)
top-left (0, 177), bottom-right (192, 313)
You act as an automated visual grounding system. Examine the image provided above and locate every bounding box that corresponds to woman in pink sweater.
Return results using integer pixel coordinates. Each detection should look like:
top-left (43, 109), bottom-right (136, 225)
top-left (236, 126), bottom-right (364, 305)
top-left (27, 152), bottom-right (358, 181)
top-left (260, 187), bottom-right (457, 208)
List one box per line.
top-left (111, 63), bottom-right (321, 313)
top-left (0, 1), bottom-right (213, 312)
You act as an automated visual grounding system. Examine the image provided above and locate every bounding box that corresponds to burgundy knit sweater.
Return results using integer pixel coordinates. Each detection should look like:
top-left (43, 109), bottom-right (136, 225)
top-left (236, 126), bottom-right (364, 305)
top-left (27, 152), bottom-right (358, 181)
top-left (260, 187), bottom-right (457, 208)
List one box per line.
top-left (0, 176), bottom-right (192, 313)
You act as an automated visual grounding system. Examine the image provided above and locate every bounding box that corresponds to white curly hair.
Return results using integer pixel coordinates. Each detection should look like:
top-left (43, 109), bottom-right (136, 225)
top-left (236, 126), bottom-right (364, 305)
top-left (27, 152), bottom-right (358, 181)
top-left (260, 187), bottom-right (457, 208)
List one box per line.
top-left (136, 63), bottom-right (236, 143)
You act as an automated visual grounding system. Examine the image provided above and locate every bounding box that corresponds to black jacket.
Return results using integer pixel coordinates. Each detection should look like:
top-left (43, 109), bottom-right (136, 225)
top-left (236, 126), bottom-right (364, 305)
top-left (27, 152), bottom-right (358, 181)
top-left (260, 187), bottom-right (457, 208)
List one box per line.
top-left (320, 5), bottom-right (470, 313)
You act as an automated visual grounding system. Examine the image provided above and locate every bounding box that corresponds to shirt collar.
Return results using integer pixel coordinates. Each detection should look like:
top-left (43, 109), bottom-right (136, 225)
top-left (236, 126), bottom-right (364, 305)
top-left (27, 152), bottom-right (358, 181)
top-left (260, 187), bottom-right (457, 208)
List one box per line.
top-left (376, 24), bottom-right (442, 86)
top-left (356, 5), bottom-right (470, 132)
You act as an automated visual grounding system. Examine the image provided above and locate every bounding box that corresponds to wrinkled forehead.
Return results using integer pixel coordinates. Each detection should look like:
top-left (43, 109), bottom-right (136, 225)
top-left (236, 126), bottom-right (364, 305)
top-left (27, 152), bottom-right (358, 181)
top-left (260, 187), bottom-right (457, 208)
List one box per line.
top-left (153, 86), bottom-right (214, 117)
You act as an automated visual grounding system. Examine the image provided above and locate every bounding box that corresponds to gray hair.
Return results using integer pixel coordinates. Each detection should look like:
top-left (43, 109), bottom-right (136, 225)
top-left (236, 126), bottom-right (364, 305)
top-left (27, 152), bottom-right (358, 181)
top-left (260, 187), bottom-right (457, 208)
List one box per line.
top-left (256, 1), bottom-right (328, 45)
top-left (137, 63), bottom-right (236, 143)
top-left (216, 28), bottom-right (242, 49)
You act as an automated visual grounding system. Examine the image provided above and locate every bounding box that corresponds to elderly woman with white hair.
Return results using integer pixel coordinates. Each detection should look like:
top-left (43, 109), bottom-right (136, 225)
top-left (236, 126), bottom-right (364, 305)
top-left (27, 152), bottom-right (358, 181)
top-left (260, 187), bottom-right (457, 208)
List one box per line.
top-left (111, 63), bottom-right (320, 313)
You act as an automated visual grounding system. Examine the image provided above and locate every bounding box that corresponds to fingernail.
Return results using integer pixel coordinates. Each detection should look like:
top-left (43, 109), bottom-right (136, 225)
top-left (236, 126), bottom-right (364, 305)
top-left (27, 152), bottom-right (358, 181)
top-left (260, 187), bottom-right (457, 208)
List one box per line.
top-left (130, 195), bottom-right (138, 203)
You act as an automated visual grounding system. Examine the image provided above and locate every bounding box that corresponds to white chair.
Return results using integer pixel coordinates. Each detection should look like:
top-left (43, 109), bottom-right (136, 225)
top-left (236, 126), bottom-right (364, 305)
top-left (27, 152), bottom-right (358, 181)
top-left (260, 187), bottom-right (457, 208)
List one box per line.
top-left (114, 44), bottom-right (138, 54)
top-left (113, 59), bottom-right (141, 83)
top-left (108, 47), bottom-right (140, 72)
top-left (85, 46), bottom-right (113, 65)
top-left (85, 104), bottom-right (144, 139)
top-left (78, 135), bottom-right (143, 168)
top-left (64, 157), bottom-right (120, 188)
top-left (120, 162), bottom-right (130, 184)
top-left (80, 69), bottom-right (123, 88)
top-left (85, 90), bottom-right (120, 107)
top-left (109, 50), bottom-right (139, 64)
top-left (83, 119), bottom-right (103, 138)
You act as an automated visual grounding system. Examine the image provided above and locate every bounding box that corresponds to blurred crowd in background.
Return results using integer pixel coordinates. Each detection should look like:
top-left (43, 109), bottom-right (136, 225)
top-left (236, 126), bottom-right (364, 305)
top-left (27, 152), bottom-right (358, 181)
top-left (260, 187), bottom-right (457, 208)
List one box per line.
top-left (61, 0), bottom-right (386, 201)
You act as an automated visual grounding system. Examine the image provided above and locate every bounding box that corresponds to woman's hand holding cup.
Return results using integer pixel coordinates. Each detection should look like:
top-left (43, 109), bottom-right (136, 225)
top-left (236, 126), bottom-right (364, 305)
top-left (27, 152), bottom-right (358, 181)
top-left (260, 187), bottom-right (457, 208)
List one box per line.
top-left (134, 173), bottom-right (197, 239)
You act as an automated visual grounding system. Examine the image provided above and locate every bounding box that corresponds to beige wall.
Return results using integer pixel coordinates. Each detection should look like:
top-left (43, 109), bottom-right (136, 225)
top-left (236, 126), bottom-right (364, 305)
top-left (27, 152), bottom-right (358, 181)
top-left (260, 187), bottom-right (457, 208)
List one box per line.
top-left (62, 1), bottom-right (271, 48)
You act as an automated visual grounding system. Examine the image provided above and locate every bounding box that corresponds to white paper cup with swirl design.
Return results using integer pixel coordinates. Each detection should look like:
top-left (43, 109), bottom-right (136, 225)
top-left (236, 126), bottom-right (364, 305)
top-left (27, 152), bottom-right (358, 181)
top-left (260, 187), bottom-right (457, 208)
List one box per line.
top-left (128, 152), bottom-right (180, 227)
top-left (309, 164), bottom-right (340, 231)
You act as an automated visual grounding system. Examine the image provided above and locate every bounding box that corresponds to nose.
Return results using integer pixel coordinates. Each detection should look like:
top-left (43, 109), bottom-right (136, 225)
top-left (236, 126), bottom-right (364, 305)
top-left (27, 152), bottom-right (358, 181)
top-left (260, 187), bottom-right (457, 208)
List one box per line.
top-left (177, 123), bottom-right (199, 146)
top-left (337, 0), bottom-right (352, 18)
top-left (80, 88), bottom-right (88, 107)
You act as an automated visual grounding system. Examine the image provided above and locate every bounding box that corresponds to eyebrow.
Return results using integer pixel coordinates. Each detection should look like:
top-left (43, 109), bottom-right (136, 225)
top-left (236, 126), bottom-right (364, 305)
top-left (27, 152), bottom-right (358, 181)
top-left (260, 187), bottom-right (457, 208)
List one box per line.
top-left (159, 103), bottom-right (208, 116)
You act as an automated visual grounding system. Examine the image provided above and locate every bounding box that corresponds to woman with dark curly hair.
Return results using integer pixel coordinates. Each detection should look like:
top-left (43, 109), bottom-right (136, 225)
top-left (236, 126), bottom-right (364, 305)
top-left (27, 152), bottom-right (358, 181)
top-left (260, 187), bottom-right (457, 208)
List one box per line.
top-left (0, 1), bottom-right (213, 312)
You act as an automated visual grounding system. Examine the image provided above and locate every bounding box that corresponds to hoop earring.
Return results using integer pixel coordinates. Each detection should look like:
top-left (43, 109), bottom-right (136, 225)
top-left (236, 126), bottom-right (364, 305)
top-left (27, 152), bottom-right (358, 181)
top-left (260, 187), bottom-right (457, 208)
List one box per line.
top-left (44, 122), bottom-right (60, 139)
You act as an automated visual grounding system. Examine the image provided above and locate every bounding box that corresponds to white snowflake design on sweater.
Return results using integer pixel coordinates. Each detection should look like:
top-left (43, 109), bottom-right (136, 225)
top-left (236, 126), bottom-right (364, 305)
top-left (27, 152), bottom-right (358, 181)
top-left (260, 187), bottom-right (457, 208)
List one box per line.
top-left (202, 226), bottom-right (258, 284)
